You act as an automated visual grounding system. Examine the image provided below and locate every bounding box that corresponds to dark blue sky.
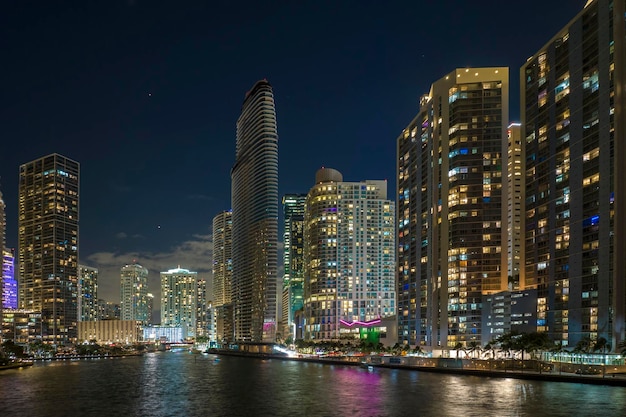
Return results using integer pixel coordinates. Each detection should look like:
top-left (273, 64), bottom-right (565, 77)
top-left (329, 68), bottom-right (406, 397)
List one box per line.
top-left (1, 0), bottom-right (586, 303)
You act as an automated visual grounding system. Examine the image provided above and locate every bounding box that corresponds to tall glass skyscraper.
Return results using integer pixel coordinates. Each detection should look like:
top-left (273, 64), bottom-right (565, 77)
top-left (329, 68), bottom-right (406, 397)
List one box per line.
top-left (231, 79), bottom-right (279, 342)
top-left (397, 68), bottom-right (509, 348)
top-left (281, 194), bottom-right (306, 340)
top-left (212, 210), bottom-right (233, 343)
top-left (18, 153), bottom-right (80, 345)
top-left (521, 0), bottom-right (626, 349)
top-left (1, 188), bottom-right (16, 310)
top-left (303, 168), bottom-right (395, 342)
top-left (120, 263), bottom-right (149, 325)
top-left (78, 265), bottom-right (98, 322)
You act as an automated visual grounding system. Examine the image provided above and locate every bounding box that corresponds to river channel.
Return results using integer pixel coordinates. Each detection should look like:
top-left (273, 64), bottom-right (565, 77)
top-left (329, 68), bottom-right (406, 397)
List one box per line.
top-left (1, 352), bottom-right (624, 416)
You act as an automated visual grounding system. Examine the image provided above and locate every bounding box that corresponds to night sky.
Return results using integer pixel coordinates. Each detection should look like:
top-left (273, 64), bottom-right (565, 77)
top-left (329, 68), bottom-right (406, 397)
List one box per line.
top-left (1, 1), bottom-right (586, 309)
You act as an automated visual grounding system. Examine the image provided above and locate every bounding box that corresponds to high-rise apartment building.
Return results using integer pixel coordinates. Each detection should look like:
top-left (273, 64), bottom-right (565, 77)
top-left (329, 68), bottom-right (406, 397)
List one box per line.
top-left (212, 210), bottom-right (232, 308)
top-left (2, 250), bottom-right (17, 309)
top-left (160, 267), bottom-right (198, 339)
top-left (303, 168), bottom-right (395, 342)
top-left (506, 123), bottom-right (524, 290)
top-left (212, 210), bottom-right (233, 343)
top-left (0, 185), bottom-right (6, 250)
top-left (397, 68), bottom-right (509, 348)
top-left (1, 187), bottom-right (17, 310)
top-left (521, 0), bottom-right (626, 349)
top-left (231, 79), bottom-right (279, 342)
top-left (18, 153), bottom-right (80, 345)
top-left (0, 188), bottom-right (6, 329)
top-left (146, 292), bottom-right (154, 325)
top-left (120, 263), bottom-right (149, 324)
top-left (98, 299), bottom-right (120, 320)
top-left (281, 194), bottom-right (306, 341)
top-left (196, 276), bottom-right (208, 337)
top-left (77, 265), bottom-right (98, 322)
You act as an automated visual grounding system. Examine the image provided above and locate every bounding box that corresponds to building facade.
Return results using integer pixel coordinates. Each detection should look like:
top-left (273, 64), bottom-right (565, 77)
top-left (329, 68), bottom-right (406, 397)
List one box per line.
top-left (397, 68), bottom-right (509, 348)
top-left (482, 289), bottom-right (538, 341)
top-left (521, 0), bottom-right (626, 349)
top-left (146, 293), bottom-right (154, 325)
top-left (120, 263), bottom-right (149, 324)
top-left (303, 168), bottom-right (396, 342)
top-left (2, 250), bottom-right (17, 310)
top-left (212, 210), bottom-right (233, 343)
top-left (281, 194), bottom-right (306, 341)
top-left (77, 320), bottom-right (142, 345)
top-left (196, 276), bottom-right (209, 337)
top-left (18, 153), bottom-right (80, 345)
top-left (98, 299), bottom-right (120, 320)
top-left (231, 79), bottom-right (279, 342)
top-left (78, 265), bottom-right (98, 322)
top-left (1, 309), bottom-right (42, 344)
top-left (0, 188), bottom-right (5, 329)
top-left (212, 210), bottom-right (232, 308)
top-left (506, 123), bottom-right (524, 290)
top-left (160, 267), bottom-right (198, 340)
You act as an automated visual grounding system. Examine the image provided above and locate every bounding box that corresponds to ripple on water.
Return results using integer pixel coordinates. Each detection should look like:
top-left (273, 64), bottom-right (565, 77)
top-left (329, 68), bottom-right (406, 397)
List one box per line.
top-left (1, 355), bottom-right (625, 417)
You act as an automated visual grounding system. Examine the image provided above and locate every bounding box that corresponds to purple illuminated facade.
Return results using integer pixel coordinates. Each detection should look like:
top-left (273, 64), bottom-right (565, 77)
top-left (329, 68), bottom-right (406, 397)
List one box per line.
top-left (2, 250), bottom-right (17, 309)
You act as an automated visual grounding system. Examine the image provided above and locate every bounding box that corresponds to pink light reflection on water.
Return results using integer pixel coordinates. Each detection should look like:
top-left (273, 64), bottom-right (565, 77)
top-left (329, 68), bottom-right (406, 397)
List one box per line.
top-left (329, 366), bottom-right (384, 415)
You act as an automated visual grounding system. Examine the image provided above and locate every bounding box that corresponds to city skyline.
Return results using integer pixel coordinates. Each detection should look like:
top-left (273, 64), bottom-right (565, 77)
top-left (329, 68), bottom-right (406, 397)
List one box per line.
top-left (0, 1), bottom-right (587, 306)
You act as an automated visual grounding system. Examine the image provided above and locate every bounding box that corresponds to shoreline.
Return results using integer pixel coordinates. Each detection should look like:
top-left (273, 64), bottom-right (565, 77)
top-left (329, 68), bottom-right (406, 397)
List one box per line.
top-left (0, 361), bottom-right (34, 371)
top-left (210, 349), bottom-right (626, 387)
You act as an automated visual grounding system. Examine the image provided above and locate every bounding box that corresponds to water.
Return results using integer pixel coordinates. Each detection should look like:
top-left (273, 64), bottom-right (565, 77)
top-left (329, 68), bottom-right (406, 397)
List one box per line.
top-left (1, 352), bottom-right (625, 417)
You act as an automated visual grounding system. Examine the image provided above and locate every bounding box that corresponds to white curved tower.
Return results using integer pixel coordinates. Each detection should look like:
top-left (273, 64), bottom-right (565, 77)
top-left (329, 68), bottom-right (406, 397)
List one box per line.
top-left (231, 79), bottom-right (279, 342)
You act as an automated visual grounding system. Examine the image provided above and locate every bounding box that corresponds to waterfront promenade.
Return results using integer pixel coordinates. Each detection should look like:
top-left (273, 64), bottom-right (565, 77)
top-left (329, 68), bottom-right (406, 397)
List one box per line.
top-left (0, 360), bottom-right (33, 371)
top-left (210, 348), bottom-right (626, 387)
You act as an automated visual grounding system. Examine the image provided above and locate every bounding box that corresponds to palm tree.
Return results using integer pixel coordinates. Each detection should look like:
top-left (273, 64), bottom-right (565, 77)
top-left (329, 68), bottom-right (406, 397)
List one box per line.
top-left (483, 342), bottom-right (498, 360)
top-left (467, 341), bottom-right (481, 359)
top-left (521, 331), bottom-right (553, 360)
top-left (573, 336), bottom-right (593, 354)
top-left (592, 337), bottom-right (609, 354)
top-left (412, 345), bottom-right (424, 356)
top-left (453, 342), bottom-right (463, 359)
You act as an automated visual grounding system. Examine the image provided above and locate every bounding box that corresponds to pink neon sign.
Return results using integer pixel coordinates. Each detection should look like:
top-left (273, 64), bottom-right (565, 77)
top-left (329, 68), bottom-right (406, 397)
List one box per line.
top-left (339, 318), bottom-right (381, 327)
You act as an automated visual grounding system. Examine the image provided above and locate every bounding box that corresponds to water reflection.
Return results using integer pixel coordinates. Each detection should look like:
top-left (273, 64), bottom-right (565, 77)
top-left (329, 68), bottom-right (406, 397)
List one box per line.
top-left (1, 354), bottom-right (625, 417)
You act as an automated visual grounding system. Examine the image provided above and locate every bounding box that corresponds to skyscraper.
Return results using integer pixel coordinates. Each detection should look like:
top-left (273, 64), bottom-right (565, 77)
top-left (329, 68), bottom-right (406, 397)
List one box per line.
top-left (160, 267), bottom-right (198, 340)
top-left (521, 0), bottom-right (626, 349)
top-left (506, 123), bottom-right (523, 290)
top-left (146, 292), bottom-right (154, 325)
top-left (397, 68), bottom-right (509, 348)
top-left (2, 250), bottom-right (17, 310)
top-left (282, 194), bottom-right (306, 341)
top-left (78, 265), bottom-right (98, 322)
top-left (0, 188), bottom-right (7, 330)
top-left (18, 153), bottom-right (80, 345)
top-left (0, 183), bottom-right (6, 250)
top-left (1, 188), bottom-right (16, 310)
top-left (231, 79), bottom-right (279, 342)
top-left (212, 210), bottom-right (232, 308)
top-left (120, 263), bottom-right (149, 324)
top-left (212, 210), bottom-right (233, 343)
top-left (196, 275), bottom-right (208, 337)
top-left (303, 168), bottom-right (396, 342)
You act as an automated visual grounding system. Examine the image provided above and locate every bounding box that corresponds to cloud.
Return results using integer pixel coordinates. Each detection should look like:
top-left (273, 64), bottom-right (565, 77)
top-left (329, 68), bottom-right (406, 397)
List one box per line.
top-left (84, 234), bottom-right (286, 324)
top-left (115, 232), bottom-right (128, 239)
top-left (85, 234), bottom-right (214, 315)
